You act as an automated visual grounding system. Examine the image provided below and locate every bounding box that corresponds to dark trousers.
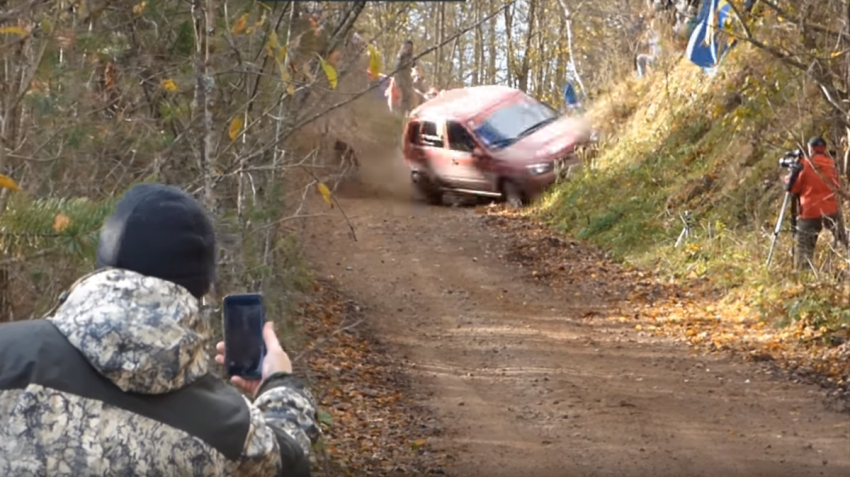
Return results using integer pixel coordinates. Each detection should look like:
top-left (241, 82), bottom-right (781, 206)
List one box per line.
top-left (795, 213), bottom-right (848, 270)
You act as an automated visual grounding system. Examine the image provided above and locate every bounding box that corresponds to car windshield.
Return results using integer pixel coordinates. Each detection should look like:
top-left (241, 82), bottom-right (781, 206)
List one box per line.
top-left (473, 99), bottom-right (558, 150)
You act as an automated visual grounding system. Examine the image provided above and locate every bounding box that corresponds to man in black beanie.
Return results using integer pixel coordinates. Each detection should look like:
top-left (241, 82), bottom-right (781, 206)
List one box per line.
top-left (95, 183), bottom-right (218, 298)
top-left (0, 183), bottom-right (319, 476)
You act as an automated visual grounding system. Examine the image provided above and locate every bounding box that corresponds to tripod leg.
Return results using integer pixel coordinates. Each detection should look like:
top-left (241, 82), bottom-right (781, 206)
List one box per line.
top-left (766, 192), bottom-right (791, 267)
top-left (834, 206), bottom-right (849, 251)
top-left (675, 226), bottom-right (687, 248)
top-left (675, 213), bottom-right (692, 248)
top-left (790, 195), bottom-right (799, 264)
top-left (766, 235), bottom-right (780, 266)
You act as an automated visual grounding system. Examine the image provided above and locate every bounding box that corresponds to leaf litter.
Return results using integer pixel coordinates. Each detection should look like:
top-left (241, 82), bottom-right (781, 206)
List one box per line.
top-left (478, 205), bottom-right (850, 411)
top-left (293, 278), bottom-right (450, 476)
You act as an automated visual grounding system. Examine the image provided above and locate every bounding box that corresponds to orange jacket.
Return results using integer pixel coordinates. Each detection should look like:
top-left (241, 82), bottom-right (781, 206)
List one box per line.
top-left (788, 153), bottom-right (840, 219)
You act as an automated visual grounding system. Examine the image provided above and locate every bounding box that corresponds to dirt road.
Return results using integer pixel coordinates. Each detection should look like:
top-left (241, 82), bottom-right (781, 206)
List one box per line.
top-left (304, 192), bottom-right (850, 477)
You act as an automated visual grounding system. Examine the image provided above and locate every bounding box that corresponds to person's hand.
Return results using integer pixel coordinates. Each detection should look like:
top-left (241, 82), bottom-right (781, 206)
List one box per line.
top-left (215, 321), bottom-right (293, 398)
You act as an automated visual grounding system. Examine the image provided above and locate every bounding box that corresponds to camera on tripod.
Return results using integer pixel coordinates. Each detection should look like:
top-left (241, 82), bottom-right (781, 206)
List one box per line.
top-left (766, 149), bottom-right (805, 267)
top-left (778, 149), bottom-right (804, 169)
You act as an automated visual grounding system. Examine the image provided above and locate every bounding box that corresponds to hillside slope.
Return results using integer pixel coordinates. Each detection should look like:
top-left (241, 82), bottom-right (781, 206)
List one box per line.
top-left (538, 44), bottom-right (850, 400)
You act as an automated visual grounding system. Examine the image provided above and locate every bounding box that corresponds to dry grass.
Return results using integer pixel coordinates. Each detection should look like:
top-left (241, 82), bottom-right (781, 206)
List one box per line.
top-left (536, 42), bottom-right (850, 334)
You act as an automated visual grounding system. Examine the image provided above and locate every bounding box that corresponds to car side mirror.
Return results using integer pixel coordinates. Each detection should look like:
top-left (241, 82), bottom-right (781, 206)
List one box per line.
top-left (472, 147), bottom-right (484, 159)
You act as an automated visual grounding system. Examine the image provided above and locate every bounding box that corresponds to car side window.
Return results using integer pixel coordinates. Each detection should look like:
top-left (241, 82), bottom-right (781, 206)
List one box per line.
top-left (419, 121), bottom-right (444, 148)
top-left (407, 122), bottom-right (422, 146)
top-left (446, 121), bottom-right (475, 153)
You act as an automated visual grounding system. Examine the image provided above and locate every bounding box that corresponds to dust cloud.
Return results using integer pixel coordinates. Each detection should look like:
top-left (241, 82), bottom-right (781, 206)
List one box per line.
top-left (307, 92), bottom-right (416, 203)
top-left (349, 139), bottom-right (414, 201)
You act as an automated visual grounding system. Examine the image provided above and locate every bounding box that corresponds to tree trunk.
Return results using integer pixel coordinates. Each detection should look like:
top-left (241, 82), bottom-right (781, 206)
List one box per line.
top-left (534, 2), bottom-right (545, 96)
top-left (503, 2), bottom-right (515, 87)
top-left (442, 7), bottom-right (461, 89)
top-left (555, 14), bottom-right (567, 106)
top-left (516, 0), bottom-right (537, 92)
top-left (192, 0), bottom-right (216, 211)
top-left (454, 8), bottom-right (464, 88)
top-left (555, 0), bottom-right (588, 99)
top-left (487, 0), bottom-right (498, 83)
top-left (0, 267), bottom-right (10, 322)
top-left (434, 3), bottom-right (444, 85)
top-left (844, 0), bottom-right (850, 181)
top-left (473, 0), bottom-right (482, 85)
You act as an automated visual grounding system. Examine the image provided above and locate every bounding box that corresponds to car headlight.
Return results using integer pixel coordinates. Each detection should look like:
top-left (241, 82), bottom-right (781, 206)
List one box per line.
top-left (526, 162), bottom-right (553, 175)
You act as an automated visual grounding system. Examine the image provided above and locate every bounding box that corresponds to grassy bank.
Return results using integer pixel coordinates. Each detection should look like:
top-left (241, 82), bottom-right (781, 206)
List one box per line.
top-left (534, 44), bottom-right (849, 392)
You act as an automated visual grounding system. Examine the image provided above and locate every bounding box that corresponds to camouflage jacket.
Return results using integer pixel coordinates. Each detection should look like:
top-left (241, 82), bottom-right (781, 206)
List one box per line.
top-left (0, 268), bottom-right (320, 477)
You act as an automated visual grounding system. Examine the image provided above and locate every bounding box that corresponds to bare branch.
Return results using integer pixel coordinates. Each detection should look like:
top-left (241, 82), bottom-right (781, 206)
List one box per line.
top-left (0, 0), bottom-right (47, 23)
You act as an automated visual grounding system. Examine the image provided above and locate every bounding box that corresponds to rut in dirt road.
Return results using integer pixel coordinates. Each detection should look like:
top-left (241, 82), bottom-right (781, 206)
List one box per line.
top-left (305, 195), bottom-right (850, 477)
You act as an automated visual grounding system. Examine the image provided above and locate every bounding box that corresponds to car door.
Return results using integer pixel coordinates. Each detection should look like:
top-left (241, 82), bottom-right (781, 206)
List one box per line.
top-left (411, 119), bottom-right (453, 184)
top-left (444, 120), bottom-right (495, 192)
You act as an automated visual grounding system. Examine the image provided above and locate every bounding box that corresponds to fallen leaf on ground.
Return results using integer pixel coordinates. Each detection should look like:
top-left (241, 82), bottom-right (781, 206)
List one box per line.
top-left (295, 280), bottom-right (448, 475)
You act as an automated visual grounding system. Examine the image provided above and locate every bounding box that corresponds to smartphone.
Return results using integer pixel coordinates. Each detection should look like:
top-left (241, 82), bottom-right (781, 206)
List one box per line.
top-left (222, 293), bottom-right (266, 380)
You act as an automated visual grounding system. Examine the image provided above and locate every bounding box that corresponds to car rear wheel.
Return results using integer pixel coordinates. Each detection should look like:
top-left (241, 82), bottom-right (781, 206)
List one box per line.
top-left (502, 180), bottom-right (525, 209)
top-left (412, 171), bottom-right (443, 205)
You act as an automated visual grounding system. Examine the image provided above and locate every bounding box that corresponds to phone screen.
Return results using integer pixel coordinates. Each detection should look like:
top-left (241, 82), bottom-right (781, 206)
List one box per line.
top-left (222, 294), bottom-right (265, 379)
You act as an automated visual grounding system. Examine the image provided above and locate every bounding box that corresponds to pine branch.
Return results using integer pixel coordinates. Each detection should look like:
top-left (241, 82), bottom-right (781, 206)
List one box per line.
top-left (0, 196), bottom-right (115, 260)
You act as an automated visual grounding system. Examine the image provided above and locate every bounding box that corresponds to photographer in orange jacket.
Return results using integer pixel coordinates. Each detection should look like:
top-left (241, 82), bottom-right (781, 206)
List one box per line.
top-left (784, 137), bottom-right (848, 270)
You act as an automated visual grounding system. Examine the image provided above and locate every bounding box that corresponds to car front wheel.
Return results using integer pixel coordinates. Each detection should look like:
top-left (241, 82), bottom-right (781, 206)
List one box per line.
top-left (502, 180), bottom-right (525, 208)
top-left (412, 171), bottom-right (443, 205)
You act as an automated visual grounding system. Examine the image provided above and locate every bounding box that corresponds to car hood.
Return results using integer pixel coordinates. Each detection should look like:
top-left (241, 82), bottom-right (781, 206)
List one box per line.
top-left (493, 116), bottom-right (591, 164)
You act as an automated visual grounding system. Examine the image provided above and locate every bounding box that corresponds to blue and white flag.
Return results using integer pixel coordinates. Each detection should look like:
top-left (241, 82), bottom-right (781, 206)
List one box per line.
top-left (563, 83), bottom-right (578, 107)
top-left (685, 0), bottom-right (739, 69)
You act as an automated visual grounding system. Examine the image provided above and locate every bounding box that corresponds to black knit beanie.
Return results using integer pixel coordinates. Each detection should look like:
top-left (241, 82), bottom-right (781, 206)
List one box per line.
top-left (96, 183), bottom-right (217, 299)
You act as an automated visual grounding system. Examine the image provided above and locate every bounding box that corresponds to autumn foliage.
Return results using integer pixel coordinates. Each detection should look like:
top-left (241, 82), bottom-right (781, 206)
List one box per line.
top-left (529, 0), bottom-right (850, 403)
